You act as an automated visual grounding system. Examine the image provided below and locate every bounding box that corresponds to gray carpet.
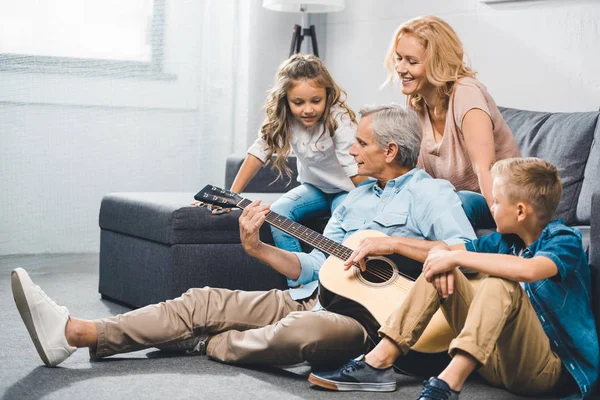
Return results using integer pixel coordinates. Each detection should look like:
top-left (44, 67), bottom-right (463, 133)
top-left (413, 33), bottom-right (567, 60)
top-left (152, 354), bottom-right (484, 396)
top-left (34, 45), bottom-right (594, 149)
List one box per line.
top-left (0, 254), bottom-right (561, 400)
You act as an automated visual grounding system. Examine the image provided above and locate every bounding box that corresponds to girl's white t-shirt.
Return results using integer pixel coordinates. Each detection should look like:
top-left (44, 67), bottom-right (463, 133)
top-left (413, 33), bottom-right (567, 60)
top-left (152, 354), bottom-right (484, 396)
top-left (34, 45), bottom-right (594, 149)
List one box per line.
top-left (247, 107), bottom-right (358, 193)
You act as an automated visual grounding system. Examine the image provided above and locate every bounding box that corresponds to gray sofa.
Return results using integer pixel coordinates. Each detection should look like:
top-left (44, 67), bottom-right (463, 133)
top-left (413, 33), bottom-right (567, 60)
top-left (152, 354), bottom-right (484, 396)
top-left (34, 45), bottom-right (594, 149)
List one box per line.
top-left (98, 106), bottom-right (599, 395)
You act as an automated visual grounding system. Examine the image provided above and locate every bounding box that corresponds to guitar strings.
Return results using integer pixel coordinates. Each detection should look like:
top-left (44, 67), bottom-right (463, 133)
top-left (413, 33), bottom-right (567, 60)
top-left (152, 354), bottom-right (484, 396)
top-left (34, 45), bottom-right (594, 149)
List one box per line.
top-left (355, 265), bottom-right (414, 291)
top-left (265, 209), bottom-right (416, 290)
top-left (233, 200), bottom-right (417, 291)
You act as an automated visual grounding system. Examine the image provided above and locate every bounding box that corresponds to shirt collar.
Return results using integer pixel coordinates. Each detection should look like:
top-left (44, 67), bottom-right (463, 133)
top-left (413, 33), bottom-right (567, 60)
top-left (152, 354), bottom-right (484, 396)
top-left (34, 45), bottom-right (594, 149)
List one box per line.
top-left (371, 167), bottom-right (420, 195)
top-left (511, 219), bottom-right (564, 257)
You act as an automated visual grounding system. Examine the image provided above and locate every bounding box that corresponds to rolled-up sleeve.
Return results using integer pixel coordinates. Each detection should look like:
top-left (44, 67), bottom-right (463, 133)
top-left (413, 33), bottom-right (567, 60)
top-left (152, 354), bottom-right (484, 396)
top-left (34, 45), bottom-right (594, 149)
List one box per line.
top-left (287, 199), bottom-right (349, 287)
top-left (465, 233), bottom-right (503, 254)
top-left (246, 135), bottom-right (269, 163)
top-left (332, 111), bottom-right (358, 177)
top-left (288, 249), bottom-right (326, 287)
top-left (453, 79), bottom-right (492, 131)
top-left (535, 230), bottom-right (583, 281)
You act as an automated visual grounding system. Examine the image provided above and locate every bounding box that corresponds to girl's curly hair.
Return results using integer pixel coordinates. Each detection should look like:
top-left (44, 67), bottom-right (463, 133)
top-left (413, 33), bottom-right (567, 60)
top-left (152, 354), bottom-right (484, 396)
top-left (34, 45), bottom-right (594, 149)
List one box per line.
top-left (260, 54), bottom-right (356, 183)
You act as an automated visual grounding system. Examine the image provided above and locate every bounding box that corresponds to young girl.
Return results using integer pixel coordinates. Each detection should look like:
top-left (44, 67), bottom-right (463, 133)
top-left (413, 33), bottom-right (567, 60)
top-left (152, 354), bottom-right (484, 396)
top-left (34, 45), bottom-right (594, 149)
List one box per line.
top-left (226, 54), bottom-right (366, 253)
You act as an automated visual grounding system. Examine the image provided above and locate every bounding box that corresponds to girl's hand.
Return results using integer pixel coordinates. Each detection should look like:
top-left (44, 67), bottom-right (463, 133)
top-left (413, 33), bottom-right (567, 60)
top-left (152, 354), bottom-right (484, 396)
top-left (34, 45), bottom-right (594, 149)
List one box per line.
top-left (344, 237), bottom-right (397, 272)
top-left (423, 249), bottom-right (457, 281)
top-left (210, 206), bottom-right (231, 215)
top-left (190, 200), bottom-right (232, 215)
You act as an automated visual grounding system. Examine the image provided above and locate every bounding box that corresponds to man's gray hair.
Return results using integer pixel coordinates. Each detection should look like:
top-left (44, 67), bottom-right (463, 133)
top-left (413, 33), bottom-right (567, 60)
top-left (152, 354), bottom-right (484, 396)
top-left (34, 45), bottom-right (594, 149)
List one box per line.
top-left (359, 103), bottom-right (422, 168)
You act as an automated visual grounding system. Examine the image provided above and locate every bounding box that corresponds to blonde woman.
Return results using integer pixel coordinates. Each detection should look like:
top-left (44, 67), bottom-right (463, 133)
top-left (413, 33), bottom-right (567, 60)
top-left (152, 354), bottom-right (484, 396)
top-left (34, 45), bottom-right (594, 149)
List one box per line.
top-left (229, 54), bottom-right (366, 253)
top-left (385, 16), bottom-right (520, 228)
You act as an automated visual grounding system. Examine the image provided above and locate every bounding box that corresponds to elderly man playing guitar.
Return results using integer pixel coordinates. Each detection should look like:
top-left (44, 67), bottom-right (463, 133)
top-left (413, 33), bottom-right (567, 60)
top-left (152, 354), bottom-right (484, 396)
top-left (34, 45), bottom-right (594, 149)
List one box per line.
top-left (11, 104), bottom-right (475, 381)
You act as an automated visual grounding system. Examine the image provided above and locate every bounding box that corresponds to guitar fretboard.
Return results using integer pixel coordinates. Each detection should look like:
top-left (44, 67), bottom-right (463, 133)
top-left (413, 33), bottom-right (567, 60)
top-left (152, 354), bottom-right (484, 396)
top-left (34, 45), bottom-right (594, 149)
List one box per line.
top-left (237, 198), bottom-right (353, 260)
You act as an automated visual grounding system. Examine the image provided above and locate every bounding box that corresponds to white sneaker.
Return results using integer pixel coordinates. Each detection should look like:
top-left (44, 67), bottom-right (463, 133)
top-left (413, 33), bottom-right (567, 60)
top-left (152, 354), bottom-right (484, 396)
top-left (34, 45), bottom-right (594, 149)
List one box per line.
top-left (11, 268), bottom-right (77, 367)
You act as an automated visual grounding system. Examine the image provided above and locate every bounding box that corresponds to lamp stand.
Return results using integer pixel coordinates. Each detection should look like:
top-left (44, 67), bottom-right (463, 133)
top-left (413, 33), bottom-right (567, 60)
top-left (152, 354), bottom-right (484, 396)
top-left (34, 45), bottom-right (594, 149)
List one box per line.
top-left (289, 24), bottom-right (319, 57)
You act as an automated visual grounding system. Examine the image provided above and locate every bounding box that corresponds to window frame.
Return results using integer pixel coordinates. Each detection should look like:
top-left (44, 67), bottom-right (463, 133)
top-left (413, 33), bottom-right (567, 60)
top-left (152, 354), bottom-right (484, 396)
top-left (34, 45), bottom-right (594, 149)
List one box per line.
top-left (0, 0), bottom-right (174, 80)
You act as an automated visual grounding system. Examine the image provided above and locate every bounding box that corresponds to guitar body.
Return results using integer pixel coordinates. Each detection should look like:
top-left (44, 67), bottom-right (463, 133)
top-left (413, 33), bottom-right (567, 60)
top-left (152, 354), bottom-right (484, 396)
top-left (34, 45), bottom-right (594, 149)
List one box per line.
top-left (318, 230), bottom-right (455, 376)
top-left (194, 185), bottom-right (458, 376)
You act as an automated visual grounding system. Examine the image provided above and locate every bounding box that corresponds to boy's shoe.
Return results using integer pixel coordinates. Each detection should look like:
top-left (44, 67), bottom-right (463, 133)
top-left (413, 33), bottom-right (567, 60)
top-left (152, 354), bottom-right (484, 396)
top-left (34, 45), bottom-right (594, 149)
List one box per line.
top-left (308, 354), bottom-right (396, 392)
top-left (417, 377), bottom-right (460, 400)
top-left (11, 268), bottom-right (77, 367)
top-left (156, 335), bottom-right (208, 355)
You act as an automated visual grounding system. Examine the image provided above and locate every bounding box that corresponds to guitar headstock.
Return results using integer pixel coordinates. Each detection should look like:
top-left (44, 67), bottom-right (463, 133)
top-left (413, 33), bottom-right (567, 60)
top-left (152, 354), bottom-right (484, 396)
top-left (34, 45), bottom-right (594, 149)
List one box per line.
top-left (194, 185), bottom-right (242, 208)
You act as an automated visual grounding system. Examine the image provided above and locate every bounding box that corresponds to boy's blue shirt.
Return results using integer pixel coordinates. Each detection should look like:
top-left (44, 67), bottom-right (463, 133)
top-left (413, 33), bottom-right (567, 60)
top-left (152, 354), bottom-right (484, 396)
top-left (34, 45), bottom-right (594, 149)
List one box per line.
top-left (466, 220), bottom-right (599, 398)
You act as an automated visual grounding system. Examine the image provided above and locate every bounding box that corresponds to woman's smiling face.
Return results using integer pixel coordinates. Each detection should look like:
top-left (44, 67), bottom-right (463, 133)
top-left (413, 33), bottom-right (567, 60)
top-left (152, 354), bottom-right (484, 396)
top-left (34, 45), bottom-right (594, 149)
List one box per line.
top-left (394, 34), bottom-right (433, 97)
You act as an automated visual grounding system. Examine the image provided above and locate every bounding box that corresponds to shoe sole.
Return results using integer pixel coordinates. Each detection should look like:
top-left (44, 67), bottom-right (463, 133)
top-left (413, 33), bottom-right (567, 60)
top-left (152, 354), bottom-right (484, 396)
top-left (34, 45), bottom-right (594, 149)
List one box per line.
top-left (308, 373), bottom-right (396, 392)
top-left (11, 269), bottom-right (52, 367)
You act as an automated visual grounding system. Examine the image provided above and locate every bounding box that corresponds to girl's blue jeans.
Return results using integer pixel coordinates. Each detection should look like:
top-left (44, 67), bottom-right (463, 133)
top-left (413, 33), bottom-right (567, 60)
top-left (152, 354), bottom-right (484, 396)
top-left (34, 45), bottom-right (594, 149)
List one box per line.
top-left (457, 190), bottom-right (496, 229)
top-left (269, 183), bottom-right (347, 253)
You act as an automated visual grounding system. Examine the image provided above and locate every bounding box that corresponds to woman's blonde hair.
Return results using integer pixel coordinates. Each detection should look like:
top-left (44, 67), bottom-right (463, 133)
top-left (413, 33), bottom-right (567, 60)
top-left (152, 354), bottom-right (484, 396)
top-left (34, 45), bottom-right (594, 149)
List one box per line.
top-left (384, 15), bottom-right (476, 116)
top-left (261, 54), bottom-right (356, 183)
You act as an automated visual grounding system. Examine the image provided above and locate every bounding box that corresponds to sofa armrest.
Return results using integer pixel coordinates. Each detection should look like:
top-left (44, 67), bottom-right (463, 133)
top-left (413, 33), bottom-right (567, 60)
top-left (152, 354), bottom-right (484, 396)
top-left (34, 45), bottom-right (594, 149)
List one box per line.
top-left (591, 191), bottom-right (600, 344)
top-left (225, 154), bottom-right (300, 193)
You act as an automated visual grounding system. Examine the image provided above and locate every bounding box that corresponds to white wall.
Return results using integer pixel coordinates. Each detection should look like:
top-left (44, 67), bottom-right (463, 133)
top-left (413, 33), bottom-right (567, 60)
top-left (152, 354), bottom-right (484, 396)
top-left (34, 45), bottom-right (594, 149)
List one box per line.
top-left (244, 7), bottom-right (316, 147)
top-left (10, 0), bottom-right (594, 255)
top-left (0, 1), bottom-right (298, 255)
top-left (322, 0), bottom-right (600, 113)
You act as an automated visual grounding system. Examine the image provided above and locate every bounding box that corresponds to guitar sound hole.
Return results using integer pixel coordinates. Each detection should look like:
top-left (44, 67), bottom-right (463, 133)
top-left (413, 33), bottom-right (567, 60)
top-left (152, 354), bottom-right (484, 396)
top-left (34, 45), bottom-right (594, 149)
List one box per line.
top-left (361, 258), bottom-right (395, 284)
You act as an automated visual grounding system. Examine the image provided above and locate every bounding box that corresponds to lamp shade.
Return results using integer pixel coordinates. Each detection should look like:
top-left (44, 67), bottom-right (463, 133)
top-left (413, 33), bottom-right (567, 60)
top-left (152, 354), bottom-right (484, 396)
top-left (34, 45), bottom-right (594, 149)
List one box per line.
top-left (262, 0), bottom-right (345, 13)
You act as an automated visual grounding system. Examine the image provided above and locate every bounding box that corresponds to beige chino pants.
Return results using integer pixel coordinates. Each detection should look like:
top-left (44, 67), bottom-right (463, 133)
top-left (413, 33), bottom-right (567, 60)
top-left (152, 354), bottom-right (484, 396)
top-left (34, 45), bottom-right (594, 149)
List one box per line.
top-left (380, 271), bottom-right (566, 395)
top-left (92, 287), bottom-right (368, 366)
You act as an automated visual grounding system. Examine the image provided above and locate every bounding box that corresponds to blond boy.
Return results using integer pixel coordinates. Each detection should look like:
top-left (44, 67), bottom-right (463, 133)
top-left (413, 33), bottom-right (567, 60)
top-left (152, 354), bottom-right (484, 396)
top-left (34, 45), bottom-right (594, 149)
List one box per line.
top-left (309, 157), bottom-right (598, 399)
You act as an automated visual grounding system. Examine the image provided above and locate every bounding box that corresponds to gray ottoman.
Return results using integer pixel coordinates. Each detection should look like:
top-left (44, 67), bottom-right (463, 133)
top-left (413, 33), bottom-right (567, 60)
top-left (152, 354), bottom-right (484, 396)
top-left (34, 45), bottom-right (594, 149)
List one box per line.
top-left (98, 192), bottom-right (288, 308)
top-left (98, 155), bottom-right (334, 308)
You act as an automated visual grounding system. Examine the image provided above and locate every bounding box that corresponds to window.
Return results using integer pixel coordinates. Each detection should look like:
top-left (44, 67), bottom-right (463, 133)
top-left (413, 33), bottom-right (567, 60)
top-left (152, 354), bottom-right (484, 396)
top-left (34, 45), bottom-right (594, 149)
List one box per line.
top-left (0, 0), bottom-right (169, 78)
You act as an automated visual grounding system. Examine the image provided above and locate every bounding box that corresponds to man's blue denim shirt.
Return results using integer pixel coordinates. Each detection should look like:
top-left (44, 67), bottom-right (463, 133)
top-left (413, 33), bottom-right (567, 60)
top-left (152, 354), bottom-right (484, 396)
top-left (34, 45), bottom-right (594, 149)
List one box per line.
top-left (288, 167), bottom-right (476, 299)
top-left (466, 220), bottom-right (599, 398)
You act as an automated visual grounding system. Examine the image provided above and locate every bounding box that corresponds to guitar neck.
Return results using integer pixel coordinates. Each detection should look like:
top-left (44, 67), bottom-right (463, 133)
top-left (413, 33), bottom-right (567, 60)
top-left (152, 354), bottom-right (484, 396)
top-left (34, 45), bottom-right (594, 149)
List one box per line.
top-left (236, 198), bottom-right (352, 259)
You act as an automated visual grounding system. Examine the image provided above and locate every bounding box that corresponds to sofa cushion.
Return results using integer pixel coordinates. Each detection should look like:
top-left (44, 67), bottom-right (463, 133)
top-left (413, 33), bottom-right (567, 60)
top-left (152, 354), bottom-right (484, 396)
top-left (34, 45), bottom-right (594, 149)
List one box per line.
top-left (225, 155), bottom-right (300, 193)
top-left (577, 119), bottom-right (600, 224)
top-left (99, 192), bottom-right (282, 245)
top-left (499, 107), bottom-right (598, 226)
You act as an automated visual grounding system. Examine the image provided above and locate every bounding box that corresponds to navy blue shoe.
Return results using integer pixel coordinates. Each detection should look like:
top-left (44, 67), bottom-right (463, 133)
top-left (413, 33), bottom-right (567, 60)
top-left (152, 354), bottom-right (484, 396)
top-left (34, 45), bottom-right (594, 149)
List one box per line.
top-left (308, 355), bottom-right (396, 392)
top-left (417, 377), bottom-right (460, 400)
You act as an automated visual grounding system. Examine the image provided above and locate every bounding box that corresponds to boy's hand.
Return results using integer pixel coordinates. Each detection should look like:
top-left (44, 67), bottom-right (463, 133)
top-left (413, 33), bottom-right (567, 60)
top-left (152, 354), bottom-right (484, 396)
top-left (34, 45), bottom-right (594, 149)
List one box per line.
top-left (344, 237), bottom-right (397, 272)
top-left (423, 249), bottom-right (457, 280)
top-left (431, 271), bottom-right (455, 298)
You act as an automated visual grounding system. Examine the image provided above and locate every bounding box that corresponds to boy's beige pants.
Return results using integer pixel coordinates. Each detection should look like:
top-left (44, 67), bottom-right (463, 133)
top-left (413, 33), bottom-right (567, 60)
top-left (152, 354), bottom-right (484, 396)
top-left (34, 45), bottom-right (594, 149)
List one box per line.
top-left (92, 272), bottom-right (570, 395)
top-left (92, 288), bottom-right (368, 365)
top-left (380, 270), bottom-right (568, 395)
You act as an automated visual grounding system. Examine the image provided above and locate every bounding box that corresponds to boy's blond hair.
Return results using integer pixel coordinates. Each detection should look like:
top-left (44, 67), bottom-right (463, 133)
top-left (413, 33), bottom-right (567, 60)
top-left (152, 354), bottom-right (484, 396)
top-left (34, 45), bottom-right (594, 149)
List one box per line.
top-left (491, 157), bottom-right (563, 225)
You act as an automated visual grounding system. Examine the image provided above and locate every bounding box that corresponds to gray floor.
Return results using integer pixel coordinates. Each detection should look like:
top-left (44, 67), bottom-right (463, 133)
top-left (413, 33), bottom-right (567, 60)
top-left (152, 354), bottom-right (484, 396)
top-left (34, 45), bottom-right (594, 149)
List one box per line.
top-left (0, 254), bottom-right (560, 400)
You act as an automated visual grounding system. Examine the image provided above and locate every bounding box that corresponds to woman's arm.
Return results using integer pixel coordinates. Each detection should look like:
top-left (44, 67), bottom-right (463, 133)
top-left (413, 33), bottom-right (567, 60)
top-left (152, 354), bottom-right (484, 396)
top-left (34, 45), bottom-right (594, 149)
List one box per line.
top-left (230, 154), bottom-right (264, 193)
top-left (461, 108), bottom-right (496, 209)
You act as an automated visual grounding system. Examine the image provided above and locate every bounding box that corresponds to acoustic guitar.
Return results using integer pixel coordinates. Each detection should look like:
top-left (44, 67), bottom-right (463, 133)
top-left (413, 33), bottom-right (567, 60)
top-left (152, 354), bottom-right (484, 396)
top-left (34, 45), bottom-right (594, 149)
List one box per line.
top-left (195, 184), bottom-right (454, 375)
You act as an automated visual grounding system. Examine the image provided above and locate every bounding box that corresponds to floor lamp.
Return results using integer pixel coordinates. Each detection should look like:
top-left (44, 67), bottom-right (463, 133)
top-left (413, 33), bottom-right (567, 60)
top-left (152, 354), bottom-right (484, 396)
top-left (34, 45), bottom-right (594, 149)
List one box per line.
top-left (262, 0), bottom-right (346, 58)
